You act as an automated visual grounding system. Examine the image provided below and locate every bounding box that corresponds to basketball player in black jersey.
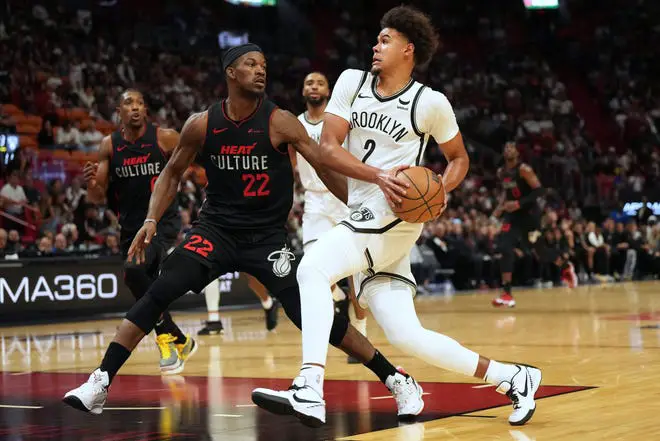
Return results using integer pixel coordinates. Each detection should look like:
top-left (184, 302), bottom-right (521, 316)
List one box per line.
top-left (83, 89), bottom-right (197, 374)
top-left (491, 143), bottom-right (577, 308)
top-left (63, 43), bottom-right (422, 416)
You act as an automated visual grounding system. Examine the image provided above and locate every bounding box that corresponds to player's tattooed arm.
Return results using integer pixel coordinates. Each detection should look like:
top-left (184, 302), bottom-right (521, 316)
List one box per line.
top-left (272, 109), bottom-right (348, 204)
top-left (84, 135), bottom-right (112, 204)
top-left (157, 128), bottom-right (181, 157)
top-left (129, 113), bottom-right (206, 264)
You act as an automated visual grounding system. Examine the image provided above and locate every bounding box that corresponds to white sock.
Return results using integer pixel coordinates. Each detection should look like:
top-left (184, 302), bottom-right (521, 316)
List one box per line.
top-left (484, 360), bottom-right (519, 385)
top-left (299, 364), bottom-right (325, 396)
top-left (205, 278), bottom-right (220, 322)
top-left (353, 318), bottom-right (367, 337)
top-left (261, 296), bottom-right (273, 310)
top-left (367, 281), bottom-right (480, 377)
top-left (349, 306), bottom-right (367, 336)
top-left (331, 284), bottom-right (346, 302)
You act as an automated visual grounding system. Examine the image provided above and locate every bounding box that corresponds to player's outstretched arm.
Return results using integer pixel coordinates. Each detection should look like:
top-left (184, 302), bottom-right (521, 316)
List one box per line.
top-left (84, 136), bottom-right (112, 204)
top-left (272, 109), bottom-right (348, 204)
top-left (146, 112), bottom-right (206, 223)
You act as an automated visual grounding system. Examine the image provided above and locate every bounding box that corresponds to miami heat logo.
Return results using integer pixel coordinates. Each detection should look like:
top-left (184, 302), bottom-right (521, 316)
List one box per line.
top-left (267, 246), bottom-right (296, 278)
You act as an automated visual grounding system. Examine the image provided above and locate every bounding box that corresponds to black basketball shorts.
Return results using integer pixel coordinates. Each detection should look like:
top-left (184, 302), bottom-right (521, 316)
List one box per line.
top-left (121, 228), bottom-right (177, 278)
top-left (500, 211), bottom-right (542, 249)
top-left (170, 222), bottom-right (299, 295)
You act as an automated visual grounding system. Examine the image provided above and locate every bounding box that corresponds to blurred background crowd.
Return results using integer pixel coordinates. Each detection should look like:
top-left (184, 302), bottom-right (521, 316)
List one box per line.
top-left (1, 0), bottom-right (659, 292)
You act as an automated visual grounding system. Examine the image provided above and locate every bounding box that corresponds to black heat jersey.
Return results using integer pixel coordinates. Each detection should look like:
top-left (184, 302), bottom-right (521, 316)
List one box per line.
top-left (501, 163), bottom-right (536, 213)
top-left (109, 123), bottom-right (179, 238)
top-left (197, 98), bottom-right (293, 230)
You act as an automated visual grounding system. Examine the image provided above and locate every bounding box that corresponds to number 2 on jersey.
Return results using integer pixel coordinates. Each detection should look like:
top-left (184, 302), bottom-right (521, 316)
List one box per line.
top-left (362, 139), bottom-right (376, 164)
top-left (183, 234), bottom-right (214, 258)
top-left (242, 173), bottom-right (270, 197)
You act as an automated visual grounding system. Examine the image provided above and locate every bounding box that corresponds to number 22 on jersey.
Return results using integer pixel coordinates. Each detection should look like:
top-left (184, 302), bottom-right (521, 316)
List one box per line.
top-left (242, 173), bottom-right (270, 197)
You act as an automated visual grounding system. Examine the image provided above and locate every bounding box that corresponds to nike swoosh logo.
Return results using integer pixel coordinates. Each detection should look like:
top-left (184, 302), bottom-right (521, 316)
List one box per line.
top-left (399, 99), bottom-right (411, 105)
top-left (140, 144), bottom-right (152, 148)
top-left (117, 145), bottom-right (127, 151)
top-left (519, 368), bottom-right (530, 397)
top-left (357, 93), bottom-right (371, 99)
top-left (292, 393), bottom-right (322, 404)
top-left (213, 128), bottom-right (228, 134)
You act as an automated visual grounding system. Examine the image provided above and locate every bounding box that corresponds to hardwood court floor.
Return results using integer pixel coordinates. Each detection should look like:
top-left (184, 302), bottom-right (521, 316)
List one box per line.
top-left (1, 281), bottom-right (659, 440)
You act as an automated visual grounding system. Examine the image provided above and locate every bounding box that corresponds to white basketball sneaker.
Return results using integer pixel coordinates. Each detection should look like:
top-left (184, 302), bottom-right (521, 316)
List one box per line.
top-left (496, 364), bottom-right (542, 425)
top-left (252, 376), bottom-right (326, 427)
top-left (62, 369), bottom-right (109, 414)
top-left (386, 367), bottom-right (424, 418)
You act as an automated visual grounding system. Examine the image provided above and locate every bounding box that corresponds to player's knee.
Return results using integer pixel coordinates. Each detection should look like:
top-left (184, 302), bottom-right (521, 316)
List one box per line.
top-left (123, 265), bottom-right (150, 297)
top-left (125, 292), bottom-right (165, 334)
top-left (296, 254), bottom-right (331, 290)
top-left (384, 322), bottom-right (423, 353)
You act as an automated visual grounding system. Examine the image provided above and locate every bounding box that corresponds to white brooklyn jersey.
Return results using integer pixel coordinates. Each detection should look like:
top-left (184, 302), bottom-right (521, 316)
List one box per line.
top-left (296, 113), bottom-right (327, 192)
top-left (325, 69), bottom-right (460, 209)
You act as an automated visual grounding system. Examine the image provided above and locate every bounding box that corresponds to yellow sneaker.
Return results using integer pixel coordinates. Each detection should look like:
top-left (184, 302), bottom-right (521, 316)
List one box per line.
top-left (156, 333), bottom-right (184, 375)
top-left (176, 335), bottom-right (198, 363)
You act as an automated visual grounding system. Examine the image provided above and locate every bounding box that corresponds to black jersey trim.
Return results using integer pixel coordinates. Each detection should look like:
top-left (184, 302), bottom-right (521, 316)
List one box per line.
top-left (364, 248), bottom-right (375, 277)
top-left (303, 112), bottom-right (323, 126)
top-left (410, 86), bottom-right (426, 137)
top-left (371, 76), bottom-right (415, 102)
top-left (415, 135), bottom-right (426, 166)
top-left (339, 218), bottom-right (402, 234)
top-left (350, 71), bottom-right (369, 106)
top-left (221, 98), bottom-right (263, 128)
top-left (356, 271), bottom-right (417, 299)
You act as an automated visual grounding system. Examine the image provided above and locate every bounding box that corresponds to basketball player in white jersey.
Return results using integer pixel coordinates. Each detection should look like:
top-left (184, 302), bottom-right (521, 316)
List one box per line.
top-left (292, 72), bottom-right (368, 359)
top-left (252, 5), bottom-right (542, 428)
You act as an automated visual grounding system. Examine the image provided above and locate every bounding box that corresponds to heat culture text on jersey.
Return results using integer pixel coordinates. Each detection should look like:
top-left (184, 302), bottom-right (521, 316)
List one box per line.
top-left (350, 111), bottom-right (409, 142)
top-left (115, 154), bottom-right (163, 178)
top-left (209, 143), bottom-right (269, 171)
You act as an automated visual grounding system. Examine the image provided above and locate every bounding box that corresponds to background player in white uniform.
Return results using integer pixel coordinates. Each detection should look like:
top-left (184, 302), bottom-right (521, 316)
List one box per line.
top-left (253, 5), bottom-right (543, 428)
top-left (292, 72), bottom-right (367, 358)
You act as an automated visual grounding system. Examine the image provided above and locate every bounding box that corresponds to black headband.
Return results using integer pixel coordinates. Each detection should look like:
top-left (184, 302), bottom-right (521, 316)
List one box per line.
top-left (222, 43), bottom-right (263, 71)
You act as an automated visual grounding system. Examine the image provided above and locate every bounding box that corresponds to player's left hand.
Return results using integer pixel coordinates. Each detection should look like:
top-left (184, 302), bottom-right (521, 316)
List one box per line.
top-left (502, 201), bottom-right (520, 212)
top-left (127, 222), bottom-right (157, 265)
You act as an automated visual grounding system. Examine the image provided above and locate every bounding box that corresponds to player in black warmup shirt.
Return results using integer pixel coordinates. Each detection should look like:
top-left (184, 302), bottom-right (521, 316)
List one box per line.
top-left (491, 143), bottom-right (577, 308)
top-left (83, 89), bottom-right (197, 374)
top-left (63, 44), bottom-right (422, 416)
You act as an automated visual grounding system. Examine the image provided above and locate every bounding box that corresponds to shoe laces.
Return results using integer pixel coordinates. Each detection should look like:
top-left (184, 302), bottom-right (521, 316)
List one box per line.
top-left (390, 375), bottom-right (415, 408)
top-left (88, 371), bottom-right (108, 395)
top-left (156, 333), bottom-right (177, 358)
top-left (506, 388), bottom-right (522, 410)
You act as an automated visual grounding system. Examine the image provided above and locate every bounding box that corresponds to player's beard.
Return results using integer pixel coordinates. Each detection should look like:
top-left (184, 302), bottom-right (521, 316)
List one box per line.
top-left (371, 66), bottom-right (382, 76)
top-left (304, 96), bottom-right (328, 107)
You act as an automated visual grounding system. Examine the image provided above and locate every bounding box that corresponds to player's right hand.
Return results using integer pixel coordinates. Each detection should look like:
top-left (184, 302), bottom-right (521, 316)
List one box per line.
top-left (83, 161), bottom-right (99, 187)
top-left (127, 222), bottom-right (157, 265)
top-left (376, 165), bottom-right (410, 209)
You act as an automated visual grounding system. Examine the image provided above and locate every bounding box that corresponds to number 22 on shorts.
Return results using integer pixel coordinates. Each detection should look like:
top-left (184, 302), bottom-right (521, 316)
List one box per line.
top-left (183, 234), bottom-right (214, 258)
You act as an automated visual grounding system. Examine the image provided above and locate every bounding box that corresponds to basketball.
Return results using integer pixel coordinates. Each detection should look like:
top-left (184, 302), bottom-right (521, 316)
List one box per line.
top-left (391, 166), bottom-right (446, 223)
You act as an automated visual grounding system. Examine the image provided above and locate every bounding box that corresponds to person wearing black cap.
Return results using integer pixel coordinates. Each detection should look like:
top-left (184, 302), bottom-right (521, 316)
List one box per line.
top-left (63, 43), bottom-right (422, 417)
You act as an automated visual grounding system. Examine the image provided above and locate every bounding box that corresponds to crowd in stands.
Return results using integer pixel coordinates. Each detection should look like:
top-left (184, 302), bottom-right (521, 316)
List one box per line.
top-left (1, 0), bottom-right (659, 290)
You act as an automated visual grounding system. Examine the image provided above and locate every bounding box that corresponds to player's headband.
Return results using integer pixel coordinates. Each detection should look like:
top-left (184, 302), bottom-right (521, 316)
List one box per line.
top-left (222, 43), bottom-right (263, 71)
